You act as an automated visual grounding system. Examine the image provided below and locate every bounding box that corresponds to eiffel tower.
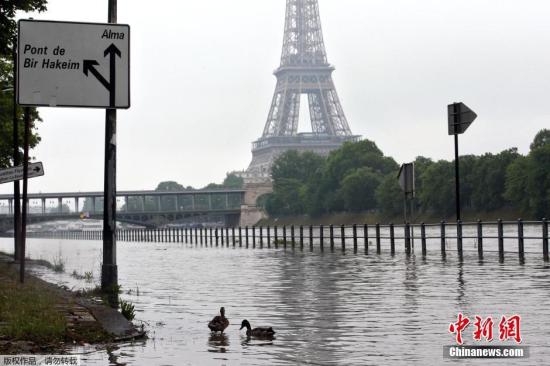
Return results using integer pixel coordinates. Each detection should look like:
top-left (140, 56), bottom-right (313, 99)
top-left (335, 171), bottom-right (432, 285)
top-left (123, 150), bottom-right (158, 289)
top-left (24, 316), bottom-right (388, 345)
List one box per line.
top-left (246, 0), bottom-right (360, 180)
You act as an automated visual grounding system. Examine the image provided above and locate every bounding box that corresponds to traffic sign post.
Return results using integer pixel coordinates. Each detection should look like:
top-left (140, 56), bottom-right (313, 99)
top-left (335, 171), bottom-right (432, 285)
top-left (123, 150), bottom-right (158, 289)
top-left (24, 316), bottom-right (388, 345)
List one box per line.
top-left (448, 102), bottom-right (478, 222)
top-left (15, 2), bottom-right (129, 287)
top-left (102, 0), bottom-right (119, 293)
top-left (12, 37), bottom-right (21, 262)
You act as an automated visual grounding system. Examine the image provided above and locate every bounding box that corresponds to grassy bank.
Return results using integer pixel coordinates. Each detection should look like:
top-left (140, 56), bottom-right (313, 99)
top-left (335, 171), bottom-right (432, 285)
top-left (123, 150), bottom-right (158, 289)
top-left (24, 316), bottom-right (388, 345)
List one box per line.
top-left (0, 255), bottom-right (113, 354)
top-left (257, 208), bottom-right (526, 226)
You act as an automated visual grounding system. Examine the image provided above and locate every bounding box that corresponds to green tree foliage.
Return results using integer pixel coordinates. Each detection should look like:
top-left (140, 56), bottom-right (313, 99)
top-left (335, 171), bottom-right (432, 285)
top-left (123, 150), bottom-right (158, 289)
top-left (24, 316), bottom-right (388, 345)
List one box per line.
top-left (264, 130), bottom-right (548, 220)
top-left (222, 173), bottom-right (244, 189)
top-left (341, 167), bottom-right (381, 212)
top-left (530, 129), bottom-right (550, 151)
top-left (0, 1), bottom-right (46, 168)
top-left (375, 174), bottom-right (403, 217)
top-left (156, 181), bottom-right (185, 191)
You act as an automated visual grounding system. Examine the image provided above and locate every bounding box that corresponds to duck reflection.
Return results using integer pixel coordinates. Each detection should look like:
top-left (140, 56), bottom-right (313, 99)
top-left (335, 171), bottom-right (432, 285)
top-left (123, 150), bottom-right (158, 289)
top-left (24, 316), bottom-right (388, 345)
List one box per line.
top-left (207, 333), bottom-right (229, 353)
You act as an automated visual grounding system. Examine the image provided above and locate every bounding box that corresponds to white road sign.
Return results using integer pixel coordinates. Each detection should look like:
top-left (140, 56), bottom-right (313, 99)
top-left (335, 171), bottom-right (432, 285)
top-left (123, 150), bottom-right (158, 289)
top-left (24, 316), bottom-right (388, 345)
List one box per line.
top-left (0, 162), bottom-right (45, 185)
top-left (17, 19), bottom-right (130, 109)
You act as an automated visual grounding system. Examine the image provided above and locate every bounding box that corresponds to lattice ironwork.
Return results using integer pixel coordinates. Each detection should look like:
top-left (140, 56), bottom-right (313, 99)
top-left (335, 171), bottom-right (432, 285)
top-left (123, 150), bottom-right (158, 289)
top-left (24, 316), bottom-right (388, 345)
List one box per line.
top-left (261, 0), bottom-right (353, 138)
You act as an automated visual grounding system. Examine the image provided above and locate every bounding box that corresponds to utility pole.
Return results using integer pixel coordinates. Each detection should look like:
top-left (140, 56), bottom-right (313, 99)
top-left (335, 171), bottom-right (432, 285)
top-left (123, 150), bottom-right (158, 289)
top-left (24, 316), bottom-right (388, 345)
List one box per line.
top-left (102, 0), bottom-right (118, 291)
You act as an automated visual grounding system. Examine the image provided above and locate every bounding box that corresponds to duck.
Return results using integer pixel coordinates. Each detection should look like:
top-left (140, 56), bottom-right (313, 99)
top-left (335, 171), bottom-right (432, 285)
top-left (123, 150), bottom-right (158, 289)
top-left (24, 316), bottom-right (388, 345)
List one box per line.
top-left (208, 307), bottom-right (230, 333)
top-left (240, 319), bottom-right (276, 337)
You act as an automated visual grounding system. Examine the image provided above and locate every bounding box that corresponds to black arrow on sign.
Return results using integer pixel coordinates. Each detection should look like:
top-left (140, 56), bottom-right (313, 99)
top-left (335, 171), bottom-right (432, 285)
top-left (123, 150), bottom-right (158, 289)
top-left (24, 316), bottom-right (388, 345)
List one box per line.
top-left (83, 43), bottom-right (122, 108)
top-left (33, 167), bottom-right (41, 173)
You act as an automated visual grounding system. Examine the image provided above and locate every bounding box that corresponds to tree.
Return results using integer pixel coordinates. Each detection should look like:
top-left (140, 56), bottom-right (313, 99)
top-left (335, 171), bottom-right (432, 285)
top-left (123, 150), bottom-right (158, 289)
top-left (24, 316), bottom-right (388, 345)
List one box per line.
top-left (376, 174), bottom-right (403, 217)
top-left (0, 1), bottom-right (46, 168)
top-left (530, 129), bottom-right (550, 151)
top-left (156, 181), bottom-right (185, 191)
top-left (341, 167), bottom-right (382, 212)
top-left (222, 173), bottom-right (244, 189)
top-left (418, 160), bottom-right (455, 216)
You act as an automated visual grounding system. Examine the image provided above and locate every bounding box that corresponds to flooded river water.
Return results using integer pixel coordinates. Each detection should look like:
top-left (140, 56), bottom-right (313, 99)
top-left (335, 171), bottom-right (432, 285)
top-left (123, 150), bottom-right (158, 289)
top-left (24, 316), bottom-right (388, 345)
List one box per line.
top-left (1, 237), bottom-right (549, 365)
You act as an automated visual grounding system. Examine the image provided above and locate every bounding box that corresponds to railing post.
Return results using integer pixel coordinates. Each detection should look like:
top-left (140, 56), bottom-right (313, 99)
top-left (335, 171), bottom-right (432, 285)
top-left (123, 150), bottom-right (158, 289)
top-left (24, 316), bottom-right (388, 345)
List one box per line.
top-left (341, 225), bottom-right (346, 252)
top-left (543, 218), bottom-right (549, 262)
top-left (353, 224), bottom-right (358, 253)
top-left (421, 223), bottom-right (426, 256)
top-left (329, 225), bottom-right (334, 251)
top-left (404, 223), bottom-right (411, 255)
top-left (299, 225), bottom-right (304, 250)
top-left (215, 228), bottom-right (219, 246)
top-left (239, 226), bottom-right (242, 248)
top-left (245, 226), bottom-right (249, 248)
top-left (184, 228), bottom-right (188, 243)
top-left (232, 227), bottom-right (236, 247)
top-left (518, 219), bottom-right (524, 261)
top-left (477, 220), bottom-right (483, 259)
top-left (457, 220), bottom-right (463, 257)
top-left (221, 226), bottom-right (225, 246)
top-left (364, 224), bottom-right (369, 254)
top-left (267, 226), bottom-right (271, 248)
top-left (226, 228), bottom-right (229, 247)
top-left (283, 225), bottom-right (287, 249)
top-left (274, 225), bottom-right (278, 248)
top-left (389, 223), bottom-right (395, 255)
top-left (440, 221), bottom-right (446, 257)
top-left (319, 225), bottom-right (324, 251)
top-left (290, 225), bottom-right (295, 249)
top-left (376, 223), bottom-right (381, 254)
top-left (259, 226), bottom-right (263, 249)
top-left (309, 225), bottom-right (313, 251)
top-left (498, 219), bottom-right (504, 261)
top-left (252, 226), bottom-right (256, 249)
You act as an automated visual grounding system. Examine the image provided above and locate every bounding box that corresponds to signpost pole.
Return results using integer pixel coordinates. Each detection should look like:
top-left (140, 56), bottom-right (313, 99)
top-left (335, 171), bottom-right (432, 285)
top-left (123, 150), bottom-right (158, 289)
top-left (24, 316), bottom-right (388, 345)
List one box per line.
top-left (455, 117), bottom-right (461, 221)
top-left (101, 0), bottom-right (118, 291)
top-left (19, 107), bottom-right (30, 283)
top-left (12, 37), bottom-right (21, 262)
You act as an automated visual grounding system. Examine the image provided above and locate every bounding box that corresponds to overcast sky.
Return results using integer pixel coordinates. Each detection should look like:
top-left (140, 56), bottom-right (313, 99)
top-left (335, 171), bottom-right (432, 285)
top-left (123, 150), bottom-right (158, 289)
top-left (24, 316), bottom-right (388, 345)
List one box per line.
top-left (3, 0), bottom-right (550, 194)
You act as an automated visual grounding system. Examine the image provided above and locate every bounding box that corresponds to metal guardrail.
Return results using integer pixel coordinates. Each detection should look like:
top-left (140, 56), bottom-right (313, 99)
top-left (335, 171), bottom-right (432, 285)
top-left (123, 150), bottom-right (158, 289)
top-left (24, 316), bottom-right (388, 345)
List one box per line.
top-left (17, 219), bottom-right (550, 262)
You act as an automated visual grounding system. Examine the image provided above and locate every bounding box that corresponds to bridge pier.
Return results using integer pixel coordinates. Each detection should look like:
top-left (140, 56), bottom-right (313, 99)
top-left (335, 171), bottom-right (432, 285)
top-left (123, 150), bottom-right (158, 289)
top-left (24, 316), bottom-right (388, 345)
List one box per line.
top-left (8, 199), bottom-right (13, 215)
top-left (41, 198), bottom-right (46, 214)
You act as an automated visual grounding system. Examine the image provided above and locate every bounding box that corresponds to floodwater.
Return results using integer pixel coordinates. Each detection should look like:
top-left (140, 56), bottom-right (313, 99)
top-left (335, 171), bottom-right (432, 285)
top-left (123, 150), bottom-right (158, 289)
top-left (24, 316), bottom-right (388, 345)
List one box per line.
top-left (0, 233), bottom-right (549, 365)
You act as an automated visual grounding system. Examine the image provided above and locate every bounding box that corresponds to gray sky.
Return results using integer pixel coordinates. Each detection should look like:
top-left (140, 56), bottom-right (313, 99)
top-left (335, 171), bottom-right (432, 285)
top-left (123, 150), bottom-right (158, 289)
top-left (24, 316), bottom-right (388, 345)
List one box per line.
top-left (3, 0), bottom-right (550, 193)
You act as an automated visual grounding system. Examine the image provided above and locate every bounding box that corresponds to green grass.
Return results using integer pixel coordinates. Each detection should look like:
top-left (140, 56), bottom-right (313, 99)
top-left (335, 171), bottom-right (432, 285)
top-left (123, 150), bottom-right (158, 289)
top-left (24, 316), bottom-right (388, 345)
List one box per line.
top-left (0, 269), bottom-right (66, 343)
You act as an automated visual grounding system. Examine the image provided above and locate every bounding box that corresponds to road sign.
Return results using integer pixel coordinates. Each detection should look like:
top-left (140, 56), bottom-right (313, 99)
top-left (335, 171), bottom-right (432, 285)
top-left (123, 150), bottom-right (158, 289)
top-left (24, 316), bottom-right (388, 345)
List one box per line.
top-left (448, 102), bottom-right (477, 135)
top-left (0, 162), bottom-right (44, 185)
top-left (398, 163), bottom-right (415, 198)
top-left (17, 19), bottom-right (130, 109)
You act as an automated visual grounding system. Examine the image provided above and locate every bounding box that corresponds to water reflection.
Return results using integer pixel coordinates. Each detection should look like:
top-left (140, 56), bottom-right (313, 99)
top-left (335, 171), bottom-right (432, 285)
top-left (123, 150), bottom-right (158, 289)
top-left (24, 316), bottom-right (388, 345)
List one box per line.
top-left (208, 333), bottom-right (229, 353)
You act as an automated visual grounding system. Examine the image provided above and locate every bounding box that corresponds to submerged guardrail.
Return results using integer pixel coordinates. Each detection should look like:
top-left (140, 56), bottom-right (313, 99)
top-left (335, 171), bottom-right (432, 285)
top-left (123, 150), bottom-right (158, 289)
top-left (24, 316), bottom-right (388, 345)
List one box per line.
top-left (14, 219), bottom-right (550, 262)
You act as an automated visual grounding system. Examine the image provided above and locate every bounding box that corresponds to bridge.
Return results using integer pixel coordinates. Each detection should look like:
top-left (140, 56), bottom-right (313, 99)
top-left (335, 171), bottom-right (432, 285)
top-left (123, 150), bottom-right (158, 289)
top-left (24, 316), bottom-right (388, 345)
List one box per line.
top-left (0, 189), bottom-right (249, 232)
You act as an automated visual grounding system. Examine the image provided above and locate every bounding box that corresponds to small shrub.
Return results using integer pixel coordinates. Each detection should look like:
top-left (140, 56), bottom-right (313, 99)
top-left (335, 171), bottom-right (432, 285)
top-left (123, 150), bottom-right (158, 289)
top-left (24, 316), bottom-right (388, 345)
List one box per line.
top-left (119, 300), bottom-right (135, 321)
top-left (52, 254), bottom-right (65, 273)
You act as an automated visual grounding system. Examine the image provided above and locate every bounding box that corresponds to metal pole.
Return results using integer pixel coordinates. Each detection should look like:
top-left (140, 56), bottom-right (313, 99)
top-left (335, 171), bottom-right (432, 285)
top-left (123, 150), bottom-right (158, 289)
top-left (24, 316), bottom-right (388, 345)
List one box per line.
top-left (19, 108), bottom-right (31, 283)
top-left (102, 0), bottom-right (118, 291)
top-left (454, 133), bottom-right (461, 221)
top-left (12, 37), bottom-right (21, 262)
top-left (543, 218), bottom-right (548, 262)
